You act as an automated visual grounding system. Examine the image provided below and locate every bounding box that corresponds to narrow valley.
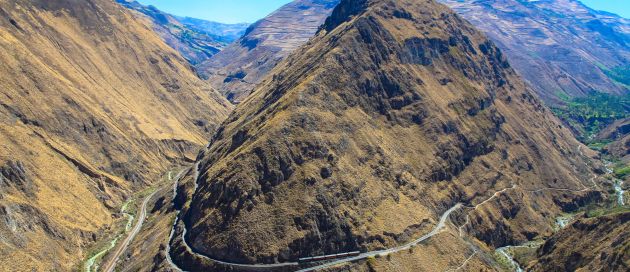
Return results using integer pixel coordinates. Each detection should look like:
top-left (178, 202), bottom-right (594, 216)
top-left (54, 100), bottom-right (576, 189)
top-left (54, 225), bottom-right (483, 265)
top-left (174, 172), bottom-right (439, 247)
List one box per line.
top-left (0, 0), bottom-right (628, 271)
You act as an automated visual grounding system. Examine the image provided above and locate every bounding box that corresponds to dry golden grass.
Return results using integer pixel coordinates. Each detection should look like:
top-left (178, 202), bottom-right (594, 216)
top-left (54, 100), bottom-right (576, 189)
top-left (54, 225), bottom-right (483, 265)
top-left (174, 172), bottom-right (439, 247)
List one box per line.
top-left (0, 0), bottom-right (231, 270)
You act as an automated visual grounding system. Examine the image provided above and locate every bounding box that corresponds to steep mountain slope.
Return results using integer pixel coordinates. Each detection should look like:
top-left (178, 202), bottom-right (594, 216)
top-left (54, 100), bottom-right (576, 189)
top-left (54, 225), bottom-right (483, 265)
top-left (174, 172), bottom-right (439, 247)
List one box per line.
top-left (116, 0), bottom-right (248, 65)
top-left (439, 0), bottom-right (630, 104)
top-left (196, 0), bottom-right (340, 103)
top-left (0, 0), bottom-right (231, 270)
top-left (171, 0), bottom-right (598, 270)
top-left (528, 211), bottom-right (630, 271)
top-left (598, 117), bottom-right (630, 161)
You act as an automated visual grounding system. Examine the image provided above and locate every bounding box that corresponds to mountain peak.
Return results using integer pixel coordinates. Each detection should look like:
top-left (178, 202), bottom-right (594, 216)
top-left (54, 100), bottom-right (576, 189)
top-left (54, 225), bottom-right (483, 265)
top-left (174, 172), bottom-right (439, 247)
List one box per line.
top-left (171, 0), bottom-right (594, 268)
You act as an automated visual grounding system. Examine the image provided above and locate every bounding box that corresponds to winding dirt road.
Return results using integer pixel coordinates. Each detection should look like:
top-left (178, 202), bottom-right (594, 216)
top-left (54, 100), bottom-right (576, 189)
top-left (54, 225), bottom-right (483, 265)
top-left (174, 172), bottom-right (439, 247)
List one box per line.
top-left (101, 189), bottom-right (159, 272)
top-left (164, 169), bottom-right (188, 272)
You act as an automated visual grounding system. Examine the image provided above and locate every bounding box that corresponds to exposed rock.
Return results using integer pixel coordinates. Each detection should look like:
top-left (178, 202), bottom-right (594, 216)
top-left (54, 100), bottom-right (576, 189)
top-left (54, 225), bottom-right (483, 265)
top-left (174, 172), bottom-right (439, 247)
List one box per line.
top-left (0, 161), bottom-right (35, 197)
top-left (598, 117), bottom-right (630, 161)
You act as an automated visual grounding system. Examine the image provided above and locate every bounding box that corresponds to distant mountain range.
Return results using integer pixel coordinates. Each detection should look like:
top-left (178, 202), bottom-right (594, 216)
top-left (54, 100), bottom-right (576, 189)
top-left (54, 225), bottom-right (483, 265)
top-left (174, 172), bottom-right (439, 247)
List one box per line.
top-left (196, 0), bottom-right (340, 103)
top-left (175, 16), bottom-right (249, 44)
top-left (119, 0), bottom-right (630, 106)
top-left (116, 0), bottom-right (249, 65)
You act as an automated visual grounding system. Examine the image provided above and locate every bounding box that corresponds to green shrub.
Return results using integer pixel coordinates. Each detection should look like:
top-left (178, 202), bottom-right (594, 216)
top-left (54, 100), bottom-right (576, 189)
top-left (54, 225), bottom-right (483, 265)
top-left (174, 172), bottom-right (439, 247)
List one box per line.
top-left (602, 65), bottom-right (630, 87)
top-left (552, 91), bottom-right (630, 141)
top-left (614, 165), bottom-right (630, 179)
top-left (367, 256), bottom-right (377, 272)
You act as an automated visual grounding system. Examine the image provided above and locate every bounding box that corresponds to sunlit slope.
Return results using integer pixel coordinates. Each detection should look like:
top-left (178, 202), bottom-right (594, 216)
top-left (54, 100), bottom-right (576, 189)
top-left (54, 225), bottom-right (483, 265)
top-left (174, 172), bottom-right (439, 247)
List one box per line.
top-left (0, 0), bottom-right (231, 270)
top-left (176, 0), bottom-right (598, 270)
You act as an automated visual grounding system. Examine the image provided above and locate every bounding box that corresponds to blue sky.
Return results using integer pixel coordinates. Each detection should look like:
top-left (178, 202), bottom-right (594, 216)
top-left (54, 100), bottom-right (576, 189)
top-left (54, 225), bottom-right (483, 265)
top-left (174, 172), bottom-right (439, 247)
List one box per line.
top-left (136, 0), bottom-right (292, 23)
top-left (580, 0), bottom-right (630, 18)
top-left (136, 0), bottom-right (629, 23)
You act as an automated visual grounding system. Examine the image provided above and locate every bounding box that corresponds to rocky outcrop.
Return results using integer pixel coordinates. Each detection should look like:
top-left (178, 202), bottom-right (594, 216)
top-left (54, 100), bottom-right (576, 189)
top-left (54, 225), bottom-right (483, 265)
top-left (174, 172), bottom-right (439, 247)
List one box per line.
top-left (196, 0), bottom-right (340, 103)
top-left (176, 0), bottom-right (594, 268)
top-left (0, 0), bottom-right (231, 270)
top-left (0, 161), bottom-right (34, 197)
top-left (439, 0), bottom-right (630, 104)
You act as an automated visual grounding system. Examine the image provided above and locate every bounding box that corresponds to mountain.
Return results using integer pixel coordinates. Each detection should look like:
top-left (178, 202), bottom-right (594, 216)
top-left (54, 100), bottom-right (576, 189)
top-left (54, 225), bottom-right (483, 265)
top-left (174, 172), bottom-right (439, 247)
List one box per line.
top-left (528, 211), bottom-right (630, 271)
top-left (168, 0), bottom-right (601, 270)
top-left (598, 117), bottom-right (630, 160)
top-left (0, 0), bottom-right (231, 270)
top-left (116, 0), bottom-right (248, 65)
top-left (196, 0), bottom-right (340, 103)
top-left (176, 16), bottom-right (249, 44)
top-left (439, 0), bottom-right (630, 104)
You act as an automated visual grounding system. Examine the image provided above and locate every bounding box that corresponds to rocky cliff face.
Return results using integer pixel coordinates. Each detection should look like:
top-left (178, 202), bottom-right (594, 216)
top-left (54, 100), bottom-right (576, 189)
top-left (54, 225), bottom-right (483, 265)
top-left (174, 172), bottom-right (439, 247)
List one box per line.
top-left (175, 0), bottom-right (597, 269)
top-left (116, 0), bottom-right (248, 65)
top-left (196, 0), bottom-right (340, 103)
top-left (439, 0), bottom-right (630, 104)
top-left (0, 0), bottom-right (231, 270)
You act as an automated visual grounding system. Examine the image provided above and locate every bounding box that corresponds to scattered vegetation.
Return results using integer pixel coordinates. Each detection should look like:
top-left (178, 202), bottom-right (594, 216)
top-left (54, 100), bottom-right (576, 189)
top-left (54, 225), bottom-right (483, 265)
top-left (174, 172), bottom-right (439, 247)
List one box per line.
top-left (585, 205), bottom-right (630, 218)
top-left (511, 241), bottom-right (545, 269)
top-left (493, 249), bottom-right (520, 272)
top-left (601, 65), bottom-right (630, 87)
top-left (552, 91), bottom-right (630, 141)
top-left (613, 164), bottom-right (630, 179)
top-left (366, 256), bottom-right (377, 272)
top-left (587, 139), bottom-right (613, 151)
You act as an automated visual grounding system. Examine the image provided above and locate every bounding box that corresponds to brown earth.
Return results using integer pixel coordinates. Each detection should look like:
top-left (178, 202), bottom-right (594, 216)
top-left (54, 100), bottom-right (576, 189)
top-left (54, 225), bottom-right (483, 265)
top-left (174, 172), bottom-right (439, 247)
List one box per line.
top-left (196, 0), bottom-right (340, 103)
top-left (0, 0), bottom-right (231, 270)
top-left (439, 0), bottom-right (630, 105)
top-left (173, 0), bottom-right (599, 270)
top-left (597, 117), bottom-right (630, 162)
